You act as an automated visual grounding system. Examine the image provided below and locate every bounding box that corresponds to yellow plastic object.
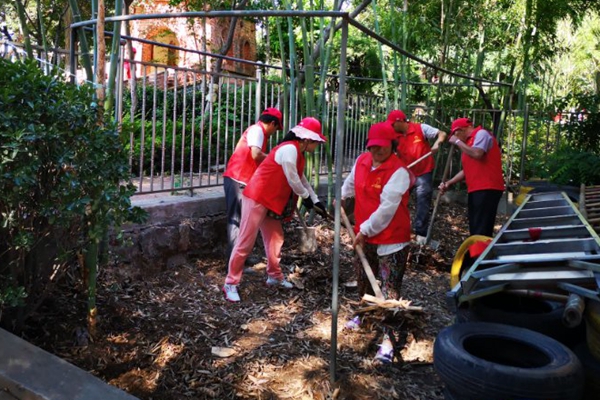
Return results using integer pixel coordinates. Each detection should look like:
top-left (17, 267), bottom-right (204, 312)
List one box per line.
top-left (450, 235), bottom-right (493, 288)
top-left (514, 186), bottom-right (535, 207)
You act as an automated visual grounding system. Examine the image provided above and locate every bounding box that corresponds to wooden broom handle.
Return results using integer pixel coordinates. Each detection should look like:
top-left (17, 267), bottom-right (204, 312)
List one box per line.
top-left (340, 207), bottom-right (385, 300)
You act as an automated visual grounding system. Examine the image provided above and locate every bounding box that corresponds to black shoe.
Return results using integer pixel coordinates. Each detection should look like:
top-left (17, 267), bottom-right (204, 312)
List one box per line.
top-left (245, 255), bottom-right (262, 266)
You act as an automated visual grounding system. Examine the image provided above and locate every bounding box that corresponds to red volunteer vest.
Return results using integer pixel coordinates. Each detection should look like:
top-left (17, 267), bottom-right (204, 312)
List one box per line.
top-left (223, 123), bottom-right (268, 185)
top-left (353, 153), bottom-right (411, 244)
top-left (243, 141), bottom-right (306, 215)
top-left (462, 127), bottom-right (505, 193)
top-left (396, 122), bottom-right (435, 177)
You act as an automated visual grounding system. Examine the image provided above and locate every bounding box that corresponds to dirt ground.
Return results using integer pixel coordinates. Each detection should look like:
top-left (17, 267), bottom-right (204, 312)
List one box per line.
top-left (20, 201), bottom-right (494, 400)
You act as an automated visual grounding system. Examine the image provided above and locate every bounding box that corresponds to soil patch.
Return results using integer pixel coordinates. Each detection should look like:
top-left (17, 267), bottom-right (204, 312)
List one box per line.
top-left (19, 202), bottom-right (501, 399)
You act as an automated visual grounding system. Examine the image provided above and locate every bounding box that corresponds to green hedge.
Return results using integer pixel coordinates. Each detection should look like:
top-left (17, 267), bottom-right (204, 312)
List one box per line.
top-left (0, 59), bottom-right (145, 329)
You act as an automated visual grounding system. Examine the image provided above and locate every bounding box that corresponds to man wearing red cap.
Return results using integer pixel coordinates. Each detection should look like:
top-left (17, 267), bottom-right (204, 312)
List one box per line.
top-left (223, 117), bottom-right (328, 302)
top-left (341, 122), bottom-right (413, 363)
top-left (223, 108), bottom-right (283, 267)
top-left (387, 110), bottom-right (447, 244)
top-left (438, 117), bottom-right (504, 237)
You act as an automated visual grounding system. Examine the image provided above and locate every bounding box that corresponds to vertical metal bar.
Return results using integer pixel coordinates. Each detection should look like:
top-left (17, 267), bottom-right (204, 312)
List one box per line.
top-left (519, 104), bottom-right (529, 188)
top-left (181, 71), bottom-right (188, 191)
top-left (171, 69), bottom-right (178, 191)
top-left (232, 78), bottom-right (239, 154)
top-left (330, 15), bottom-right (348, 386)
top-left (139, 71), bottom-right (147, 192)
top-left (150, 67), bottom-right (158, 192)
top-left (224, 78), bottom-right (232, 168)
top-left (190, 72), bottom-right (197, 189)
top-left (240, 79), bottom-right (246, 147)
top-left (216, 75), bottom-right (223, 184)
top-left (69, 28), bottom-right (76, 84)
top-left (161, 68), bottom-right (168, 191)
top-left (255, 64), bottom-right (262, 122)
top-left (199, 69), bottom-right (206, 187)
top-left (248, 75), bottom-right (253, 129)
top-left (207, 74), bottom-right (215, 185)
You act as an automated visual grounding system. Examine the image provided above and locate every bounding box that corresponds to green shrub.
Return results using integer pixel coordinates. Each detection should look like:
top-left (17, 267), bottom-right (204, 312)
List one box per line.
top-left (0, 59), bottom-right (146, 330)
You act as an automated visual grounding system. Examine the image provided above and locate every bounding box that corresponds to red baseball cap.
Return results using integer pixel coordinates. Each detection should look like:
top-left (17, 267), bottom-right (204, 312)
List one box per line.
top-left (262, 108), bottom-right (283, 130)
top-left (450, 117), bottom-right (473, 135)
top-left (386, 110), bottom-right (407, 124)
top-left (366, 122), bottom-right (397, 148)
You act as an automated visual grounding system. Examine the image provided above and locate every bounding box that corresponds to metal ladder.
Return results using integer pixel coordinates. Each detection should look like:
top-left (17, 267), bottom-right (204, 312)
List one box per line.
top-left (448, 191), bottom-right (600, 309)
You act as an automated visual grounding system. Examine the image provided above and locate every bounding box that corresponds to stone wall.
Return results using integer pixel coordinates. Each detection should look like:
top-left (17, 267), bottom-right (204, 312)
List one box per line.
top-left (114, 188), bottom-right (228, 273)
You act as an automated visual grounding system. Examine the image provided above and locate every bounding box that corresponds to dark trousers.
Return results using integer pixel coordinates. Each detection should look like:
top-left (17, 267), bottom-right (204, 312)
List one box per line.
top-left (413, 172), bottom-right (433, 237)
top-left (224, 176), bottom-right (244, 262)
top-left (468, 189), bottom-right (503, 237)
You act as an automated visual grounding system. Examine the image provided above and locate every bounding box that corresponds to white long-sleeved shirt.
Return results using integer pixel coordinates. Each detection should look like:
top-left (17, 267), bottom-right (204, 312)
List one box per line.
top-left (341, 159), bottom-right (411, 255)
top-left (274, 143), bottom-right (319, 203)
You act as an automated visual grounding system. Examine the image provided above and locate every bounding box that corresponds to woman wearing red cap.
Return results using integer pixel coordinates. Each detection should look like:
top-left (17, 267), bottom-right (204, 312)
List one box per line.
top-left (223, 108), bottom-right (283, 267)
top-left (438, 117), bottom-right (504, 237)
top-left (341, 121), bottom-right (414, 363)
top-left (223, 117), bottom-right (328, 302)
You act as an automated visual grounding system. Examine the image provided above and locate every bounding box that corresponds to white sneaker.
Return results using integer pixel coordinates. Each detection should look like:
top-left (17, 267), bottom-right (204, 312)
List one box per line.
top-left (222, 284), bottom-right (240, 302)
top-left (266, 276), bottom-right (294, 289)
top-left (416, 235), bottom-right (427, 245)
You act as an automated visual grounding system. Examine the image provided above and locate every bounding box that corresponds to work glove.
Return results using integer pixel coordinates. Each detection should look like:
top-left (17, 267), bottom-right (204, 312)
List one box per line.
top-left (302, 197), bottom-right (314, 209)
top-left (314, 202), bottom-right (329, 218)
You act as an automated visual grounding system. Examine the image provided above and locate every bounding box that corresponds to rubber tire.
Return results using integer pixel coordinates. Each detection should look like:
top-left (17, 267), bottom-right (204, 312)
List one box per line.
top-left (459, 292), bottom-right (585, 346)
top-left (573, 342), bottom-right (600, 400)
top-left (585, 300), bottom-right (600, 361)
top-left (434, 322), bottom-right (584, 400)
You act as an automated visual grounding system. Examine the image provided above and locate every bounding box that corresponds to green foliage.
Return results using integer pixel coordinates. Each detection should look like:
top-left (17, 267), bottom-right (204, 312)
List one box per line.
top-left (0, 59), bottom-right (146, 328)
top-left (122, 81), bottom-right (261, 175)
top-left (546, 147), bottom-right (600, 185)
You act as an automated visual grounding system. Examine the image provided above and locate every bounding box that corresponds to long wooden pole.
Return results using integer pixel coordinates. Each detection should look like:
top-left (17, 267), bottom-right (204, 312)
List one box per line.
top-left (341, 207), bottom-right (385, 300)
top-left (425, 145), bottom-right (455, 244)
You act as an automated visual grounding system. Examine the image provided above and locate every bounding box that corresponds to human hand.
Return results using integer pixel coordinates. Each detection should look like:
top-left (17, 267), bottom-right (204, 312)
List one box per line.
top-left (448, 135), bottom-right (461, 146)
top-left (438, 181), bottom-right (449, 194)
top-left (314, 202), bottom-right (329, 219)
top-left (353, 232), bottom-right (366, 249)
top-left (302, 197), bottom-right (314, 209)
top-left (431, 144), bottom-right (439, 154)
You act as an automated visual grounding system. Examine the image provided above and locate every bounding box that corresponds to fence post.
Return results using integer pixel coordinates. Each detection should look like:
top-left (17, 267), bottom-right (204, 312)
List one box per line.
top-left (69, 28), bottom-right (77, 84)
top-left (255, 61), bottom-right (262, 121)
top-left (519, 104), bottom-right (529, 188)
top-left (330, 14), bottom-right (349, 387)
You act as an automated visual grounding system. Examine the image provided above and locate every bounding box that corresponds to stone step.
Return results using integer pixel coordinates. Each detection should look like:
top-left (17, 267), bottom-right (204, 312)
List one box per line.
top-left (0, 328), bottom-right (138, 400)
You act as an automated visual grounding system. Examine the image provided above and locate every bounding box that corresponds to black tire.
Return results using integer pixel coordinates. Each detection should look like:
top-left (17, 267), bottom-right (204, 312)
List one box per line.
top-left (434, 322), bottom-right (584, 400)
top-left (459, 292), bottom-right (585, 346)
top-left (573, 342), bottom-right (600, 400)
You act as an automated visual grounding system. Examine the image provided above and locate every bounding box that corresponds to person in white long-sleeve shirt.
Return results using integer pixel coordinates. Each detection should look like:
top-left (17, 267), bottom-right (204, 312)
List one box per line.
top-left (341, 121), bottom-right (414, 364)
top-left (222, 117), bottom-right (328, 303)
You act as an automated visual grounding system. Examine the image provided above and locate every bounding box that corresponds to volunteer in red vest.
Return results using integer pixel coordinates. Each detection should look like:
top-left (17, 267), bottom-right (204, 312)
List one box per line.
top-left (387, 110), bottom-right (447, 245)
top-left (223, 117), bottom-right (327, 303)
top-left (223, 108), bottom-right (283, 266)
top-left (438, 117), bottom-right (505, 237)
top-left (341, 121), bottom-right (413, 364)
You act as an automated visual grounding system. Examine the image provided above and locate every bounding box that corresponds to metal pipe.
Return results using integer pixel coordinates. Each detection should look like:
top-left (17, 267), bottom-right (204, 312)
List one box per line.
top-left (563, 293), bottom-right (585, 328)
top-left (505, 289), bottom-right (569, 303)
top-left (330, 15), bottom-right (348, 387)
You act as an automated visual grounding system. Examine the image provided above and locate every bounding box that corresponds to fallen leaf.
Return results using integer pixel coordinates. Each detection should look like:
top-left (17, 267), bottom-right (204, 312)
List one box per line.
top-left (211, 346), bottom-right (237, 358)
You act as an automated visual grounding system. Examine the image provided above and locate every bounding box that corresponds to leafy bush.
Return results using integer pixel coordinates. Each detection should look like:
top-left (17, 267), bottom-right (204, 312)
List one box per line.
top-left (0, 59), bottom-right (146, 330)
